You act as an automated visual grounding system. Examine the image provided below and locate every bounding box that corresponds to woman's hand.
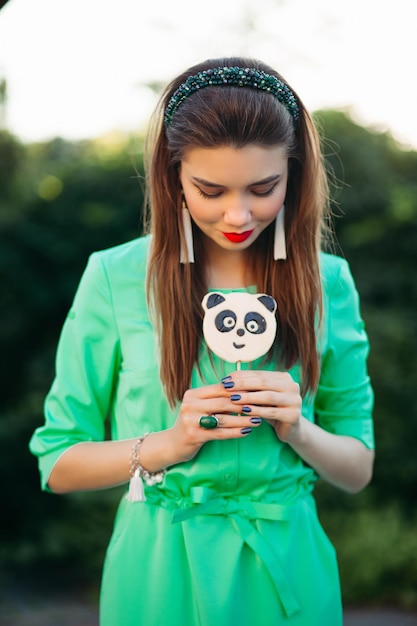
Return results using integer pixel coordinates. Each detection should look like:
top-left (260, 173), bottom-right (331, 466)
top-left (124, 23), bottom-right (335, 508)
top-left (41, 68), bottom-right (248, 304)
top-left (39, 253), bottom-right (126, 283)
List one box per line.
top-left (168, 381), bottom-right (264, 465)
top-left (221, 369), bottom-right (374, 493)
top-left (221, 370), bottom-right (303, 444)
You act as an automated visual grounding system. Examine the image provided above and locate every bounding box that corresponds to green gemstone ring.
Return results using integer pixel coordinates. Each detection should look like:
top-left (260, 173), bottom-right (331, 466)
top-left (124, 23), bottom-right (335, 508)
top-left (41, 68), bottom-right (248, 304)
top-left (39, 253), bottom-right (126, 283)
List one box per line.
top-left (199, 415), bottom-right (219, 430)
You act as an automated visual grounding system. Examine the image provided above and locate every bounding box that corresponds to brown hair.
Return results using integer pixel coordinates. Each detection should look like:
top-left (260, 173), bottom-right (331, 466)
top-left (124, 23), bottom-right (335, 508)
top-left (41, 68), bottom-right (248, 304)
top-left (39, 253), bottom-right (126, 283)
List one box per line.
top-left (144, 56), bottom-right (330, 407)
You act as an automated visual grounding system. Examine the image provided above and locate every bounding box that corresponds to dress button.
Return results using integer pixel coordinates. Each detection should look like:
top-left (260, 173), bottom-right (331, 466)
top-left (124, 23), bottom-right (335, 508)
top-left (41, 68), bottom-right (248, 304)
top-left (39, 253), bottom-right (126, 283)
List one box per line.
top-left (224, 473), bottom-right (235, 482)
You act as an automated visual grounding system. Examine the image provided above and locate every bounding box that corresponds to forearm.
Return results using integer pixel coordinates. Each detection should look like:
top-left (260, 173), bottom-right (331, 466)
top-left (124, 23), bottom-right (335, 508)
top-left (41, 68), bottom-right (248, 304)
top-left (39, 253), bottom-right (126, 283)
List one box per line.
top-left (286, 417), bottom-right (374, 493)
top-left (48, 429), bottom-right (179, 494)
top-left (48, 380), bottom-right (264, 494)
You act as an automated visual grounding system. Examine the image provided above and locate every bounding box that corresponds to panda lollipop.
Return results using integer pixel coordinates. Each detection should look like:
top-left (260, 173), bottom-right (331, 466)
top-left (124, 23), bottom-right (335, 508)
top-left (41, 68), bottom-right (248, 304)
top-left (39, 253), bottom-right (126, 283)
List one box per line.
top-left (201, 292), bottom-right (277, 368)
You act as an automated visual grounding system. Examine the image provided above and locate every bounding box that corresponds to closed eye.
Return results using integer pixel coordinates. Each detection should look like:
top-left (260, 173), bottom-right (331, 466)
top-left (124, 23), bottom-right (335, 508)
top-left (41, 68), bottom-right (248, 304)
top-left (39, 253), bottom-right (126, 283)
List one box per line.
top-left (250, 183), bottom-right (278, 197)
top-left (196, 187), bottom-right (223, 199)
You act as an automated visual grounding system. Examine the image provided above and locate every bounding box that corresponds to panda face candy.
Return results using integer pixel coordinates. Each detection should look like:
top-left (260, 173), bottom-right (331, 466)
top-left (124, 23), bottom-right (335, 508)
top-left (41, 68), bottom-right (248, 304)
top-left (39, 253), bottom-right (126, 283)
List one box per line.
top-left (202, 292), bottom-right (277, 363)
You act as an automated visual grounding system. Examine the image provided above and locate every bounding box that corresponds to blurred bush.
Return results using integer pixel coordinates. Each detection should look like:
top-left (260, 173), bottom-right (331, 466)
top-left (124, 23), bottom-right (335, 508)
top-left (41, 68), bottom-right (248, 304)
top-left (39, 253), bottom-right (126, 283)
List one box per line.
top-left (314, 110), bottom-right (417, 608)
top-left (0, 130), bottom-right (142, 588)
top-left (1, 113), bottom-right (416, 606)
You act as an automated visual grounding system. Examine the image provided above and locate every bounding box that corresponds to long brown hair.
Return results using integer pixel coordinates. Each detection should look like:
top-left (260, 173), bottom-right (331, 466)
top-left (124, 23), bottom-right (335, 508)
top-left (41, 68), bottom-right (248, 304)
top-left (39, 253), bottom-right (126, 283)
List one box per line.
top-left (144, 57), bottom-right (330, 407)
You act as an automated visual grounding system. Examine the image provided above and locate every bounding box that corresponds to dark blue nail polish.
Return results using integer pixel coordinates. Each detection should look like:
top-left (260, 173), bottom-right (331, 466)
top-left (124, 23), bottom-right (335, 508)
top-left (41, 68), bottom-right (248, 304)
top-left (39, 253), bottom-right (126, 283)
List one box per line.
top-left (250, 417), bottom-right (262, 425)
top-left (221, 375), bottom-right (232, 383)
top-left (223, 381), bottom-right (235, 389)
top-left (241, 427), bottom-right (252, 435)
top-left (230, 394), bottom-right (241, 401)
top-left (242, 406), bottom-right (251, 413)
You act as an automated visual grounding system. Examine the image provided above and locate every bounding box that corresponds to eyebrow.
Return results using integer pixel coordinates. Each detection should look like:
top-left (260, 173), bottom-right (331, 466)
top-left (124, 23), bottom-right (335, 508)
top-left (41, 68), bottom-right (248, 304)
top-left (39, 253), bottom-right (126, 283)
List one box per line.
top-left (191, 174), bottom-right (281, 188)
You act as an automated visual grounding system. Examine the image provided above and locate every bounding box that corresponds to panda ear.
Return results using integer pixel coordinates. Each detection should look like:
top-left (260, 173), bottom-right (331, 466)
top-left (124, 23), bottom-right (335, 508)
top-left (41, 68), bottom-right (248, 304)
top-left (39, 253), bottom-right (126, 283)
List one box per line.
top-left (257, 294), bottom-right (277, 313)
top-left (202, 292), bottom-right (226, 311)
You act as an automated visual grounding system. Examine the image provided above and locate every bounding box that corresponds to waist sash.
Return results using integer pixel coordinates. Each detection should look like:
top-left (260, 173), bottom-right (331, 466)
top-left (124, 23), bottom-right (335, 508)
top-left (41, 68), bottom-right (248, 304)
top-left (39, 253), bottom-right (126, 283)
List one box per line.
top-left (169, 486), bottom-right (302, 618)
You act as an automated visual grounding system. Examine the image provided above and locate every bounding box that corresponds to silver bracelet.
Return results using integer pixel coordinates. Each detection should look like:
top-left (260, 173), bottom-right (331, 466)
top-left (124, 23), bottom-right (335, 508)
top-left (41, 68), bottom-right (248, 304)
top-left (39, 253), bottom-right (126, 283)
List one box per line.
top-left (126, 433), bottom-right (166, 503)
top-left (129, 433), bottom-right (166, 486)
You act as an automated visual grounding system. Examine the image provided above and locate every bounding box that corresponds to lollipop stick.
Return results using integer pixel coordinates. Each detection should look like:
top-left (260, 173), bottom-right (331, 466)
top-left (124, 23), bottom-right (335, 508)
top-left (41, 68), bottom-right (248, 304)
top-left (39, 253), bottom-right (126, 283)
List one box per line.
top-left (236, 361), bottom-right (241, 416)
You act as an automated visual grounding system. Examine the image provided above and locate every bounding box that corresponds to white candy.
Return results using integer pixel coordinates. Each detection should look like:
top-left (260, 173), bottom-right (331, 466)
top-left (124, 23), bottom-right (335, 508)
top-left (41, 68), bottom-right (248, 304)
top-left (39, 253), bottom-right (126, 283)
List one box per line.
top-left (201, 292), bottom-right (277, 363)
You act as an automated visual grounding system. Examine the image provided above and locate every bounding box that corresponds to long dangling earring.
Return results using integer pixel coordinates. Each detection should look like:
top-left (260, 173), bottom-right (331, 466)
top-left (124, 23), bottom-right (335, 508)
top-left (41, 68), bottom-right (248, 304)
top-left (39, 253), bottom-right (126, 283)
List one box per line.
top-left (273, 204), bottom-right (287, 261)
top-left (180, 198), bottom-right (195, 263)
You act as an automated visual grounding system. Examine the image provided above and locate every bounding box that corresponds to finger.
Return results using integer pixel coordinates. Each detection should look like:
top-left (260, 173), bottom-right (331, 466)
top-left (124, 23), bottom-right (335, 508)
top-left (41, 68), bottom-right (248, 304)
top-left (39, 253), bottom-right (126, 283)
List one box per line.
top-left (185, 396), bottom-right (249, 419)
top-left (228, 389), bottom-right (301, 410)
top-left (199, 414), bottom-right (262, 440)
top-left (236, 404), bottom-right (301, 424)
top-left (183, 382), bottom-right (235, 401)
top-left (189, 423), bottom-right (255, 442)
top-left (264, 406), bottom-right (301, 423)
top-left (222, 371), bottom-right (298, 393)
top-left (200, 412), bottom-right (262, 430)
top-left (211, 426), bottom-right (254, 440)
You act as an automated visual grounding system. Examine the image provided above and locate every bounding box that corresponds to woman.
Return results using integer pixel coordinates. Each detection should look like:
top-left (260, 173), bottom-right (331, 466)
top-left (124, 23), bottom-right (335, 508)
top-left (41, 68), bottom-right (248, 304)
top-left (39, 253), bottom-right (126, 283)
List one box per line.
top-left (30, 57), bottom-right (374, 625)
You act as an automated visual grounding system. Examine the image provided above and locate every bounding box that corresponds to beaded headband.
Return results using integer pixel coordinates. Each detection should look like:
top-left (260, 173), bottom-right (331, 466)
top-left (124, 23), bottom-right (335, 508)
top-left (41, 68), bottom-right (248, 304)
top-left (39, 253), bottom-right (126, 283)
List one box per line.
top-left (164, 66), bottom-right (299, 128)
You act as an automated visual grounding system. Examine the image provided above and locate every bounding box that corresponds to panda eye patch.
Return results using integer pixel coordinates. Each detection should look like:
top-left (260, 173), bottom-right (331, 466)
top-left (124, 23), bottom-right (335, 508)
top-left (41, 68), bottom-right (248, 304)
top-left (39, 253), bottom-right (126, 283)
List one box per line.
top-left (215, 310), bottom-right (237, 333)
top-left (244, 312), bottom-right (267, 334)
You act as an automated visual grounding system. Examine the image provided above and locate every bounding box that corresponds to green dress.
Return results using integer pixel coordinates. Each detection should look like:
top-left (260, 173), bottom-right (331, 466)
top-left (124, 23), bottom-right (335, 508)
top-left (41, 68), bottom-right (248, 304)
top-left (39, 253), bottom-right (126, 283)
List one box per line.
top-left (29, 236), bottom-right (374, 625)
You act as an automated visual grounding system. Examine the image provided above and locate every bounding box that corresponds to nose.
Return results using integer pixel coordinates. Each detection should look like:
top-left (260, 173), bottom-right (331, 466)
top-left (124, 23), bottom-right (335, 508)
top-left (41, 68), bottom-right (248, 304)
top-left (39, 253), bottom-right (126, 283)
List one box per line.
top-left (223, 195), bottom-right (251, 227)
top-left (237, 328), bottom-right (245, 336)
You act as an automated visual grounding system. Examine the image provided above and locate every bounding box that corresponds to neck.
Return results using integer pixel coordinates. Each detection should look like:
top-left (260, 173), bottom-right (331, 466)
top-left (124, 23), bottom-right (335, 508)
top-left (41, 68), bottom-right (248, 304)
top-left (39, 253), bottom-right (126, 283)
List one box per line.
top-left (204, 242), bottom-right (254, 289)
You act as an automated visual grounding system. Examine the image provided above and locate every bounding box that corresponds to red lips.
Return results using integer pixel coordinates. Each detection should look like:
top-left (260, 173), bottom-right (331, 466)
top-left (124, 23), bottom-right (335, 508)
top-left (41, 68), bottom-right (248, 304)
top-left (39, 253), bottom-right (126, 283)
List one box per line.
top-left (222, 230), bottom-right (254, 243)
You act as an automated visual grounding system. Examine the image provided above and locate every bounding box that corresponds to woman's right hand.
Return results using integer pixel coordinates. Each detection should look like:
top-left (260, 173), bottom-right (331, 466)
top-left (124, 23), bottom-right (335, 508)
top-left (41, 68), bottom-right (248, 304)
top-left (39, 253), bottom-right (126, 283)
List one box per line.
top-left (168, 381), bottom-right (262, 464)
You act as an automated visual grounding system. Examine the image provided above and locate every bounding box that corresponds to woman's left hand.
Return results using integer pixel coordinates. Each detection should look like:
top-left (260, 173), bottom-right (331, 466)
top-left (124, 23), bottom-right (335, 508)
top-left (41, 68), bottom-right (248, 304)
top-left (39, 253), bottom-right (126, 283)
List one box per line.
top-left (222, 370), bottom-right (303, 444)
top-left (223, 369), bottom-right (375, 494)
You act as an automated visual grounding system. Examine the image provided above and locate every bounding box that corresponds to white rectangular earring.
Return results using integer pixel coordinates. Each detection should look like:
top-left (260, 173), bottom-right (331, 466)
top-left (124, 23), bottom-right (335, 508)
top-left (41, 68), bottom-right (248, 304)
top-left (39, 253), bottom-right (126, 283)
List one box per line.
top-left (273, 204), bottom-right (287, 261)
top-left (180, 202), bottom-right (195, 263)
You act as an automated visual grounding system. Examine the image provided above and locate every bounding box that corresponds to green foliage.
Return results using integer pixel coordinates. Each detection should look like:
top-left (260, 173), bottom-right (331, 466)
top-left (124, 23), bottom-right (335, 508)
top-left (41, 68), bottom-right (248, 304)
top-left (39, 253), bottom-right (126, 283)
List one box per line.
top-left (0, 131), bottom-right (143, 584)
top-left (336, 506), bottom-right (417, 608)
top-left (0, 133), bottom-right (143, 410)
top-left (0, 130), bottom-right (25, 208)
top-left (315, 110), bottom-right (417, 514)
top-left (1, 114), bottom-right (417, 606)
top-left (314, 111), bottom-right (417, 606)
top-left (322, 499), bottom-right (417, 607)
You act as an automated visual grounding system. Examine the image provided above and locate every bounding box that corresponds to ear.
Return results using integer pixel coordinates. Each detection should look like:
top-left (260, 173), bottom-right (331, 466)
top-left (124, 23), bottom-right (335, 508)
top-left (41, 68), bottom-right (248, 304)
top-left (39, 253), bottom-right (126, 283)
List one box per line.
top-left (257, 294), bottom-right (277, 313)
top-left (202, 292), bottom-right (226, 311)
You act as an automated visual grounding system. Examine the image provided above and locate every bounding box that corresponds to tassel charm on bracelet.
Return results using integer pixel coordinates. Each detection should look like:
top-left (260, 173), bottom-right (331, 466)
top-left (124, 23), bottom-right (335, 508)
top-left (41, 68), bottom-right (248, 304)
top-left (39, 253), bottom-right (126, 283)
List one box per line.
top-left (126, 433), bottom-right (166, 503)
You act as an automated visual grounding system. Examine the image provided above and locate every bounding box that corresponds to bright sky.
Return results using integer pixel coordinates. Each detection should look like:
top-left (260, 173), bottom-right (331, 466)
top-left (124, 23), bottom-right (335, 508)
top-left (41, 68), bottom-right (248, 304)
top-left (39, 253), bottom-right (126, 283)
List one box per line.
top-left (0, 0), bottom-right (416, 148)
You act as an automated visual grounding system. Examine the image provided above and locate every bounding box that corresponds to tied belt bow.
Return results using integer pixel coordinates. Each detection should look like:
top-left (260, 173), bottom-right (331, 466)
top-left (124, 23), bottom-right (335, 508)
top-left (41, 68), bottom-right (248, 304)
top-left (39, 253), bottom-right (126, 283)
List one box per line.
top-left (171, 486), bottom-right (301, 618)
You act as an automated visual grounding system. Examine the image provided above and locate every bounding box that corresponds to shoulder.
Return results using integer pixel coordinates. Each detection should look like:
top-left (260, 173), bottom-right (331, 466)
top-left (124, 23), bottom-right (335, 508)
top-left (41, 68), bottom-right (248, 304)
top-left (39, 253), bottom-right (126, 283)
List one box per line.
top-left (82, 236), bottom-right (151, 291)
top-left (89, 235), bottom-right (151, 275)
top-left (75, 236), bottom-right (151, 304)
top-left (319, 251), bottom-right (348, 282)
top-left (319, 252), bottom-right (366, 343)
top-left (71, 236), bottom-right (152, 318)
top-left (319, 251), bottom-right (356, 297)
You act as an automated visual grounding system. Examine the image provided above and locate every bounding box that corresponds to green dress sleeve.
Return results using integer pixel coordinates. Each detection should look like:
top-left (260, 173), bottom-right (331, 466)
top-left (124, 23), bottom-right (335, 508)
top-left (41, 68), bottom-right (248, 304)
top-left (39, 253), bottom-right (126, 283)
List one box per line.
top-left (315, 255), bottom-right (375, 449)
top-left (29, 252), bottom-right (121, 491)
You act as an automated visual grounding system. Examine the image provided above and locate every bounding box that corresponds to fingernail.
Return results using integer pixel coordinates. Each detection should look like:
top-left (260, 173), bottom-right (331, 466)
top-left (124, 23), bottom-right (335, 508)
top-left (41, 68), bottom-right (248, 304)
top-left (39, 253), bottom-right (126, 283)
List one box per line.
top-left (230, 394), bottom-right (241, 401)
top-left (250, 417), bottom-right (262, 425)
top-left (242, 406), bottom-right (251, 413)
top-left (241, 427), bottom-right (252, 435)
top-left (221, 375), bottom-right (232, 383)
top-left (223, 381), bottom-right (235, 389)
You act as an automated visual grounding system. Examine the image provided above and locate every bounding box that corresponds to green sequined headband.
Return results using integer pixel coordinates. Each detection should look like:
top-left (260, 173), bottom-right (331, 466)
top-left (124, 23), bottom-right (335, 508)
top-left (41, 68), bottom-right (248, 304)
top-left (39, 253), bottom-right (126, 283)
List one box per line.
top-left (164, 66), bottom-right (300, 128)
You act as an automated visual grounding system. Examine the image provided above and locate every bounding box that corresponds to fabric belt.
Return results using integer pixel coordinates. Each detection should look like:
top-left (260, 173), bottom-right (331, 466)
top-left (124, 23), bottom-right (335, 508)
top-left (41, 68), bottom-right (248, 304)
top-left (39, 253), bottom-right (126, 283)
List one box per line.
top-left (171, 486), bottom-right (301, 618)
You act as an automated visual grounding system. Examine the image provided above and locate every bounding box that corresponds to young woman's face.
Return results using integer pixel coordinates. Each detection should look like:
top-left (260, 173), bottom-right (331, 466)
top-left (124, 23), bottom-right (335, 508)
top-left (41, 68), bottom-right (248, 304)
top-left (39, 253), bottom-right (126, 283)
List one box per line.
top-left (179, 144), bottom-right (288, 254)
